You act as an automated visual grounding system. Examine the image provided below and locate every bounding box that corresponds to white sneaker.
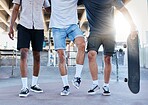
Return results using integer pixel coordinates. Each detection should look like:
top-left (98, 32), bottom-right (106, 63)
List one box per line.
top-left (102, 86), bottom-right (111, 96)
top-left (88, 84), bottom-right (100, 95)
top-left (30, 84), bottom-right (43, 93)
top-left (19, 88), bottom-right (29, 97)
top-left (72, 77), bottom-right (81, 89)
top-left (60, 86), bottom-right (70, 96)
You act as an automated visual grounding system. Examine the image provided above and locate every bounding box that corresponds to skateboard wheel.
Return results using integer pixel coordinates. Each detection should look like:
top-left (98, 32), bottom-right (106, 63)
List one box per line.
top-left (123, 44), bottom-right (127, 48)
top-left (124, 78), bottom-right (128, 82)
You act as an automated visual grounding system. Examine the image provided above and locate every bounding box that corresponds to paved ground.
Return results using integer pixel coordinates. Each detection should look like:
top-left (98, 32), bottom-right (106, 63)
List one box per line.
top-left (0, 66), bottom-right (148, 105)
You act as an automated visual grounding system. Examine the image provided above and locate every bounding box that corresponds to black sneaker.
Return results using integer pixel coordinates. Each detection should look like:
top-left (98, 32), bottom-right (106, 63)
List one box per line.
top-left (19, 88), bottom-right (29, 97)
top-left (30, 85), bottom-right (43, 93)
top-left (88, 84), bottom-right (100, 95)
top-left (72, 77), bottom-right (81, 89)
top-left (102, 86), bottom-right (111, 96)
top-left (60, 86), bottom-right (70, 96)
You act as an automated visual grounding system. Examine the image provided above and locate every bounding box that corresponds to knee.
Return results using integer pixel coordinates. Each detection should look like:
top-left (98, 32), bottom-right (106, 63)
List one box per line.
top-left (20, 49), bottom-right (28, 60)
top-left (88, 51), bottom-right (97, 61)
top-left (104, 56), bottom-right (111, 64)
top-left (77, 40), bottom-right (85, 51)
top-left (57, 50), bottom-right (65, 63)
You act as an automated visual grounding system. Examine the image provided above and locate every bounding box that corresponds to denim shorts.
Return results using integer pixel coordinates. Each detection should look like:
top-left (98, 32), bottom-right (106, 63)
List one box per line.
top-left (52, 24), bottom-right (83, 50)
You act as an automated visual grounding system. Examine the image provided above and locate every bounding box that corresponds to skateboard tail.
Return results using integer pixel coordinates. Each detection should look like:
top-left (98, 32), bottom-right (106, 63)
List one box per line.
top-left (128, 81), bottom-right (140, 94)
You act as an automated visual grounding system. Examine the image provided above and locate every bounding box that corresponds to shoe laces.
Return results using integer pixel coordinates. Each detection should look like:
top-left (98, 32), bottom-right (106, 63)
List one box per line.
top-left (75, 77), bottom-right (81, 84)
top-left (63, 86), bottom-right (69, 91)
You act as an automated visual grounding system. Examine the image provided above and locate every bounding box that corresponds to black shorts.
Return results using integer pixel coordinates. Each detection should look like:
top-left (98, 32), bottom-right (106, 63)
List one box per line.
top-left (87, 33), bottom-right (116, 56)
top-left (17, 24), bottom-right (44, 51)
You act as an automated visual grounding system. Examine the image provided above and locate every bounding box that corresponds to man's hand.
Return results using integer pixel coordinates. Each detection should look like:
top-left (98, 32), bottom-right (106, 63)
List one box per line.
top-left (8, 4), bottom-right (20, 40)
top-left (8, 26), bottom-right (14, 40)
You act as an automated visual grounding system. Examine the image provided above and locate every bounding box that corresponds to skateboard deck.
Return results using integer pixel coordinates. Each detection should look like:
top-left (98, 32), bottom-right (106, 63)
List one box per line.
top-left (127, 34), bottom-right (140, 94)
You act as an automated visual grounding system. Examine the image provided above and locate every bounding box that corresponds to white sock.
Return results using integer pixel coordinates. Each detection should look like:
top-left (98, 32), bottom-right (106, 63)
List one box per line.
top-left (74, 64), bottom-right (83, 77)
top-left (21, 77), bottom-right (28, 89)
top-left (103, 83), bottom-right (109, 87)
top-left (32, 76), bottom-right (38, 86)
top-left (93, 80), bottom-right (98, 85)
top-left (61, 75), bottom-right (69, 87)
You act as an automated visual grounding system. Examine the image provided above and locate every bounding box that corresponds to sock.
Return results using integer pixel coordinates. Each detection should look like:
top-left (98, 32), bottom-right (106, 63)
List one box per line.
top-left (74, 64), bottom-right (83, 77)
top-left (61, 75), bottom-right (69, 87)
top-left (21, 77), bottom-right (28, 89)
top-left (103, 83), bottom-right (109, 87)
top-left (93, 80), bottom-right (99, 85)
top-left (32, 76), bottom-right (38, 86)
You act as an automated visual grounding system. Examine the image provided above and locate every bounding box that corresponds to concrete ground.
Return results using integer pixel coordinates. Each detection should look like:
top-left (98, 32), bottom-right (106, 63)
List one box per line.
top-left (0, 66), bottom-right (148, 105)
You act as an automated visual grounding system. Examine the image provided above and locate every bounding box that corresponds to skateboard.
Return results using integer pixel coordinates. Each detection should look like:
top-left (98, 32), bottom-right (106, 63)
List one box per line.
top-left (126, 34), bottom-right (140, 94)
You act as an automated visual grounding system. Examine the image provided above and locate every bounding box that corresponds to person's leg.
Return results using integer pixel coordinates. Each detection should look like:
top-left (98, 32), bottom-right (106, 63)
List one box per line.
top-left (52, 28), bottom-right (70, 96)
top-left (87, 50), bottom-right (100, 94)
top-left (20, 48), bottom-right (29, 88)
top-left (72, 37), bottom-right (85, 89)
top-left (57, 49), bottom-right (70, 96)
top-left (17, 24), bottom-right (30, 97)
top-left (30, 51), bottom-right (43, 92)
top-left (88, 51), bottom-right (98, 81)
top-left (32, 51), bottom-right (40, 76)
top-left (102, 55), bottom-right (112, 96)
top-left (57, 49), bottom-right (69, 85)
top-left (30, 29), bottom-right (44, 93)
top-left (74, 37), bottom-right (85, 77)
top-left (86, 35), bottom-right (102, 94)
top-left (19, 48), bottom-right (30, 97)
top-left (104, 55), bottom-right (111, 84)
top-left (67, 24), bottom-right (85, 89)
top-left (102, 35), bottom-right (115, 96)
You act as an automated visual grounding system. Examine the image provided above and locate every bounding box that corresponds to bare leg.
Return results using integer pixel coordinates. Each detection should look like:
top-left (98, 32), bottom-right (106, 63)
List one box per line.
top-left (74, 37), bottom-right (85, 65)
top-left (87, 50), bottom-right (100, 94)
top-left (20, 48), bottom-right (29, 90)
top-left (33, 51), bottom-right (40, 76)
top-left (71, 37), bottom-right (85, 89)
top-left (57, 49), bottom-right (67, 76)
top-left (104, 55), bottom-right (111, 84)
top-left (57, 49), bottom-right (69, 89)
top-left (31, 51), bottom-right (43, 92)
top-left (88, 50), bottom-right (98, 81)
top-left (20, 48), bottom-right (29, 77)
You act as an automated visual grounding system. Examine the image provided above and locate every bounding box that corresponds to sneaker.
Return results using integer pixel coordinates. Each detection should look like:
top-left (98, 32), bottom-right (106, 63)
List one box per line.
top-left (88, 84), bottom-right (100, 95)
top-left (72, 77), bottom-right (81, 89)
top-left (102, 86), bottom-right (111, 96)
top-left (60, 86), bottom-right (70, 96)
top-left (19, 88), bottom-right (29, 97)
top-left (30, 85), bottom-right (43, 93)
